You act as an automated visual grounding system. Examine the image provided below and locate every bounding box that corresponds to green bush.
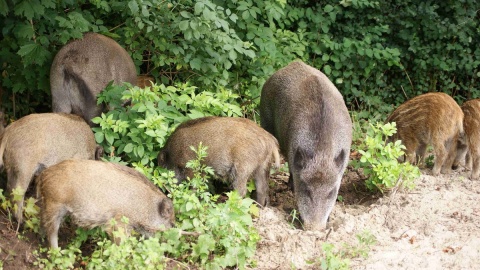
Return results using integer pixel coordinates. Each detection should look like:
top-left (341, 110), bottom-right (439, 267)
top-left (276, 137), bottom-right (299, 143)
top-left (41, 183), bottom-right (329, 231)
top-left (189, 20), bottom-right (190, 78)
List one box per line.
top-left (92, 82), bottom-right (242, 166)
top-left (2, 1), bottom-right (479, 117)
top-left (351, 122), bottom-right (421, 192)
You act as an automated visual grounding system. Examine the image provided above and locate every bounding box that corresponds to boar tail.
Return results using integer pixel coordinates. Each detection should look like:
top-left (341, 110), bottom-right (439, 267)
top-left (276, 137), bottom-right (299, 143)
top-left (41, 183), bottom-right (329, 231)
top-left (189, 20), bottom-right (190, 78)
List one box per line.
top-left (272, 147), bottom-right (281, 170)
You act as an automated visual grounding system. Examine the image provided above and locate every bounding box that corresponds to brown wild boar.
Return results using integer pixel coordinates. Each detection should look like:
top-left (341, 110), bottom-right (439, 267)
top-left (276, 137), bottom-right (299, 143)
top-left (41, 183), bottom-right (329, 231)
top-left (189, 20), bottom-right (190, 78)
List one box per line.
top-left (453, 99), bottom-right (480, 179)
top-left (136, 75), bottom-right (155, 88)
top-left (260, 61), bottom-right (353, 231)
top-left (50, 32), bottom-right (137, 125)
top-left (37, 159), bottom-right (175, 249)
top-left (0, 113), bottom-right (97, 226)
top-left (157, 116), bottom-right (280, 206)
top-left (386, 92), bottom-right (463, 175)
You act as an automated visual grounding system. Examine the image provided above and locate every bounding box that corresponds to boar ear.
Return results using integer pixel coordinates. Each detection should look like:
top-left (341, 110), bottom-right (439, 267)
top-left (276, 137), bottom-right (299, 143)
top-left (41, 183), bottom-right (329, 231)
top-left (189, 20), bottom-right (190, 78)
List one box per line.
top-left (158, 198), bottom-right (174, 218)
top-left (293, 147), bottom-right (314, 170)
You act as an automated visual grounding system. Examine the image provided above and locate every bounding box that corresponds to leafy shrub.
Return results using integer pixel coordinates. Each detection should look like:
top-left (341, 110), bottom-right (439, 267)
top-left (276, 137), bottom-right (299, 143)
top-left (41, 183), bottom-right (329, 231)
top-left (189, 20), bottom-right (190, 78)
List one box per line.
top-left (351, 122), bottom-right (421, 192)
top-left (2, 0), bottom-right (478, 118)
top-left (319, 243), bottom-right (350, 270)
top-left (92, 82), bottom-right (242, 166)
top-left (0, 188), bottom-right (40, 233)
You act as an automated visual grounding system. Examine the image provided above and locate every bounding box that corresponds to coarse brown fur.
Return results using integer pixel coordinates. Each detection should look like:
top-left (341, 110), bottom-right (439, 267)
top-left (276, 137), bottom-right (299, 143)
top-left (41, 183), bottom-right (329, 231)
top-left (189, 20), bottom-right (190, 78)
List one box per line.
top-left (0, 113), bottom-right (97, 226)
top-left (260, 61), bottom-right (353, 230)
top-left (386, 92), bottom-right (464, 175)
top-left (158, 116), bottom-right (280, 206)
top-left (453, 99), bottom-right (480, 179)
top-left (136, 75), bottom-right (155, 88)
top-left (50, 32), bottom-right (137, 125)
top-left (36, 159), bottom-right (175, 249)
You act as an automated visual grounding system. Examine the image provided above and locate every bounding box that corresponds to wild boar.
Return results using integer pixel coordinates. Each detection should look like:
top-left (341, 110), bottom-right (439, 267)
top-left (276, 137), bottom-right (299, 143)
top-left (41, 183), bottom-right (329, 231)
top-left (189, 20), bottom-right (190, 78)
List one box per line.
top-left (386, 92), bottom-right (463, 175)
top-left (453, 99), bottom-right (480, 179)
top-left (259, 61), bottom-right (353, 231)
top-left (37, 159), bottom-right (175, 249)
top-left (157, 116), bottom-right (280, 206)
top-left (50, 32), bottom-right (137, 125)
top-left (0, 113), bottom-right (97, 226)
top-left (136, 75), bottom-right (155, 88)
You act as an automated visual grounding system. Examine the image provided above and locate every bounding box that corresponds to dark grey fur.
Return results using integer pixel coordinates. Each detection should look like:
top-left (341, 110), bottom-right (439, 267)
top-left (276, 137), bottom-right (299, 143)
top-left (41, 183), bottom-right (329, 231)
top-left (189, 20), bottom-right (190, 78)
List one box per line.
top-left (260, 61), bottom-right (352, 230)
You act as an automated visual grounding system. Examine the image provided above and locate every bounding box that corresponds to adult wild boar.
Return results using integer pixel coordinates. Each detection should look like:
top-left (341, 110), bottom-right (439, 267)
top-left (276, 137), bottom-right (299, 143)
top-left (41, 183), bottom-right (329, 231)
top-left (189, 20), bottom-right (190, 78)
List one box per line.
top-left (157, 116), bottom-right (280, 206)
top-left (50, 32), bottom-right (137, 125)
top-left (260, 61), bottom-right (352, 230)
top-left (37, 160), bottom-right (175, 249)
top-left (386, 92), bottom-right (463, 175)
top-left (0, 113), bottom-right (98, 226)
top-left (453, 99), bottom-right (480, 179)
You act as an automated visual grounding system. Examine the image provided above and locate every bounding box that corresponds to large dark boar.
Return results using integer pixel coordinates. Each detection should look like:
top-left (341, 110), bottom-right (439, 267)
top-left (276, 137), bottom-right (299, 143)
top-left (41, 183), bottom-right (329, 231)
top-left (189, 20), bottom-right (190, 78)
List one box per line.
top-left (0, 113), bottom-right (97, 226)
top-left (260, 61), bottom-right (353, 231)
top-left (50, 32), bottom-right (137, 125)
top-left (386, 92), bottom-right (463, 175)
top-left (453, 99), bottom-right (480, 179)
top-left (37, 160), bottom-right (175, 249)
top-left (157, 116), bottom-right (280, 206)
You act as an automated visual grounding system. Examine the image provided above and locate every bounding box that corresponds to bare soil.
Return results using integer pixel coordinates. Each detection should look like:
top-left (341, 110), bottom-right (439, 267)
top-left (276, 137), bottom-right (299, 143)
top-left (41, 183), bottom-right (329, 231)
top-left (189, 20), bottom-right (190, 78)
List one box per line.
top-left (254, 165), bottom-right (480, 270)
top-left (1, 164), bottom-right (480, 269)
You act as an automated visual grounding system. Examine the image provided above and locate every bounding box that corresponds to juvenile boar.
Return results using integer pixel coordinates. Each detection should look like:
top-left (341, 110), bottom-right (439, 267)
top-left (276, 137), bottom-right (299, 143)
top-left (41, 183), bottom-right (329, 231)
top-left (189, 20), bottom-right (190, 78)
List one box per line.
top-left (50, 32), bottom-right (137, 125)
top-left (37, 159), bottom-right (175, 249)
top-left (136, 75), bottom-right (155, 88)
top-left (386, 92), bottom-right (463, 175)
top-left (453, 99), bottom-right (480, 179)
top-left (157, 116), bottom-right (280, 206)
top-left (0, 113), bottom-right (97, 225)
top-left (260, 61), bottom-right (353, 231)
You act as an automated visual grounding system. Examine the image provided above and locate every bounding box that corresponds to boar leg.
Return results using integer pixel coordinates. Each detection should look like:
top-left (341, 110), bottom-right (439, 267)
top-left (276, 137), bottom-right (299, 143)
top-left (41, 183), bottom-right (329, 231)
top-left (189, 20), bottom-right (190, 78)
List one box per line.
top-left (7, 169), bottom-right (32, 227)
top-left (105, 216), bottom-right (133, 245)
top-left (403, 138), bottom-right (419, 165)
top-left (231, 169), bottom-right (248, 199)
top-left (465, 151), bottom-right (473, 171)
top-left (441, 136), bottom-right (457, 174)
top-left (432, 138), bottom-right (447, 176)
top-left (470, 147), bottom-right (480, 179)
top-left (415, 143), bottom-right (427, 168)
top-left (42, 202), bottom-right (68, 249)
top-left (253, 166), bottom-right (269, 207)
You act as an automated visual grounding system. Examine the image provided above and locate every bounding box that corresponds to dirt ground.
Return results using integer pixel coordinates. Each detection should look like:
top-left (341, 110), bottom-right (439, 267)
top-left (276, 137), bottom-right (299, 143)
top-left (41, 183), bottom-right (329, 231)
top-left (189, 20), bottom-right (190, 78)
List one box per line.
top-left (1, 164), bottom-right (480, 269)
top-left (254, 166), bottom-right (480, 270)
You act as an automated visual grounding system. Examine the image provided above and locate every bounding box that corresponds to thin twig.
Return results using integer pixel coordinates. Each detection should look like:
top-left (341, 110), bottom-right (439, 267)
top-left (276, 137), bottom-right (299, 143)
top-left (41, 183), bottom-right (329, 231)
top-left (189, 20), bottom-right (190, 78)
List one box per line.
top-left (401, 62), bottom-right (414, 95)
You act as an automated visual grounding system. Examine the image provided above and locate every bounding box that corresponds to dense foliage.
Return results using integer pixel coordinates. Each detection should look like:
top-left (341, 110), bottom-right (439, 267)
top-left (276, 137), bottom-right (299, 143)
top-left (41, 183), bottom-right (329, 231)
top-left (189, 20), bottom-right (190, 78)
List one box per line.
top-left (1, 0), bottom-right (479, 118)
top-left (351, 121), bottom-right (421, 192)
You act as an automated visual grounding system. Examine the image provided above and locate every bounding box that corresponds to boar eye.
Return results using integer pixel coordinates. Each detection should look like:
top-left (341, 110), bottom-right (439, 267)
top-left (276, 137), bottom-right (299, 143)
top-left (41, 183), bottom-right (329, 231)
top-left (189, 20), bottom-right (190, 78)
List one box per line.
top-left (334, 149), bottom-right (346, 168)
top-left (293, 147), bottom-right (314, 170)
top-left (327, 187), bottom-right (338, 200)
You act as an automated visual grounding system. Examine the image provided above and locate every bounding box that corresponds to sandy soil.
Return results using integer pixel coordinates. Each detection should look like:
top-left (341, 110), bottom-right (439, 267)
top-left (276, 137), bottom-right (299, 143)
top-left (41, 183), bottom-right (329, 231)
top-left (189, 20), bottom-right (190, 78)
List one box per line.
top-left (1, 166), bottom-right (479, 269)
top-left (254, 167), bottom-right (480, 270)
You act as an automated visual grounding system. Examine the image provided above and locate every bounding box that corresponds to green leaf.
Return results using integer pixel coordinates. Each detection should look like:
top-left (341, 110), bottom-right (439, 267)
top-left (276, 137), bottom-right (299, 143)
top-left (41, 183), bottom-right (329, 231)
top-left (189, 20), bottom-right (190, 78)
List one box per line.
top-left (0, 0), bottom-right (9, 16)
top-left (323, 65), bottom-right (332, 75)
top-left (137, 145), bottom-right (145, 157)
top-left (14, 0), bottom-right (44, 19)
top-left (190, 58), bottom-right (202, 70)
top-left (124, 143), bottom-right (134, 153)
top-left (94, 132), bottom-right (105, 144)
top-left (128, 1), bottom-right (139, 13)
top-left (324, 4), bottom-right (334, 13)
top-left (179, 20), bottom-right (189, 31)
